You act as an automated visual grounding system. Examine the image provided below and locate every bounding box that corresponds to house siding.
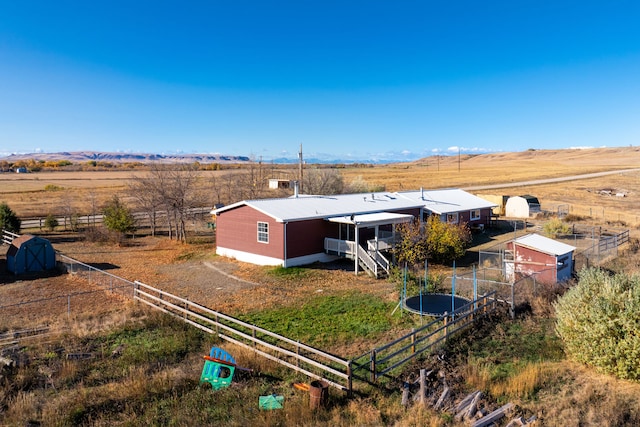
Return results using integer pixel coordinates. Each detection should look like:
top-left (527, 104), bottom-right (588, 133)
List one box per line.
top-left (216, 205), bottom-right (284, 261)
top-left (285, 219), bottom-right (337, 258)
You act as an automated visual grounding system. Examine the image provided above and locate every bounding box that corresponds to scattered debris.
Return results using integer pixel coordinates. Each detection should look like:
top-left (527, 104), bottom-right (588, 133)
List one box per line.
top-left (401, 363), bottom-right (537, 426)
top-left (293, 382), bottom-right (310, 392)
top-left (472, 402), bottom-right (514, 427)
top-left (111, 344), bottom-right (126, 358)
top-left (66, 352), bottom-right (94, 360)
top-left (259, 394), bottom-right (284, 410)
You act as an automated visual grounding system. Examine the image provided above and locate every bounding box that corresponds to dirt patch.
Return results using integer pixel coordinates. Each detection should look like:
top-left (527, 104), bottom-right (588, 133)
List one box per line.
top-left (1, 234), bottom-right (397, 327)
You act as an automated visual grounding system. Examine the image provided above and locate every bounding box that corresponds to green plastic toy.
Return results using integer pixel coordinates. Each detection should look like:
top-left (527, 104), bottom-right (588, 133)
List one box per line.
top-left (200, 347), bottom-right (236, 390)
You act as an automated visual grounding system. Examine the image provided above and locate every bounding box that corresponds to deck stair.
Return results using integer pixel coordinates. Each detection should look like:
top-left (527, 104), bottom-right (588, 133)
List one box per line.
top-left (325, 237), bottom-right (392, 278)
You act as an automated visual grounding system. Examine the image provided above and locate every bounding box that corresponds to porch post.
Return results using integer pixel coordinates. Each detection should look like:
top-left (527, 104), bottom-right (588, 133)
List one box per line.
top-left (375, 225), bottom-right (379, 252)
top-left (354, 224), bottom-right (359, 275)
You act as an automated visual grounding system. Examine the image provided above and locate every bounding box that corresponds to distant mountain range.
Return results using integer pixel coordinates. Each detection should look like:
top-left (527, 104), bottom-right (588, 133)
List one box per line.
top-left (1, 151), bottom-right (403, 164)
top-left (1, 151), bottom-right (252, 163)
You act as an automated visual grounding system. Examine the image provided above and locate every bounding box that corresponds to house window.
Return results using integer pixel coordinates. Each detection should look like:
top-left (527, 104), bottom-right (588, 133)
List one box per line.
top-left (257, 222), bottom-right (269, 243)
top-left (470, 209), bottom-right (481, 221)
top-left (446, 213), bottom-right (458, 223)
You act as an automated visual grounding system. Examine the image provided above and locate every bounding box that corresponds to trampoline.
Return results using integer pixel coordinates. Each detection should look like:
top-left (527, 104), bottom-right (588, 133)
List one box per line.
top-left (404, 293), bottom-right (471, 316)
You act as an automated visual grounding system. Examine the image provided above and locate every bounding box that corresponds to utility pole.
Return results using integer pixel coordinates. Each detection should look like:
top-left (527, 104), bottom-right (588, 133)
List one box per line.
top-left (458, 147), bottom-right (461, 172)
top-left (298, 144), bottom-right (304, 193)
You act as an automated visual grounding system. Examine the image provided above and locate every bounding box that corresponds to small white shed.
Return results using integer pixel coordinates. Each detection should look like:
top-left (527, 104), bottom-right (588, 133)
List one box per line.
top-left (505, 196), bottom-right (530, 218)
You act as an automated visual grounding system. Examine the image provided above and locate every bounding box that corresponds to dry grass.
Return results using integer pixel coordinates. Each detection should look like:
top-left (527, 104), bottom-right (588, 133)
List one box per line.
top-left (340, 146), bottom-right (640, 192)
top-left (3, 147), bottom-right (640, 425)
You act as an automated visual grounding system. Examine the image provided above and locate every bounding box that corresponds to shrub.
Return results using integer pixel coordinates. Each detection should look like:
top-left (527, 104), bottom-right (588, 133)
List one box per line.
top-left (543, 217), bottom-right (571, 237)
top-left (44, 214), bottom-right (59, 232)
top-left (554, 268), bottom-right (640, 381)
top-left (563, 214), bottom-right (588, 222)
top-left (102, 195), bottom-right (136, 236)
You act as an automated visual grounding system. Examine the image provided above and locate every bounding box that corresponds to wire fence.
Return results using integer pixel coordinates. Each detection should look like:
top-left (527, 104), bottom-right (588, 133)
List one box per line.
top-left (0, 252), bottom-right (136, 326)
top-left (56, 253), bottom-right (136, 299)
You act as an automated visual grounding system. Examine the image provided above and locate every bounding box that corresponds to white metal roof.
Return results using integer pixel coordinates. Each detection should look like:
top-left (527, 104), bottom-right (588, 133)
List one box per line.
top-left (213, 192), bottom-right (424, 222)
top-left (396, 189), bottom-right (498, 215)
top-left (328, 212), bottom-right (414, 226)
top-left (514, 233), bottom-right (576, 256)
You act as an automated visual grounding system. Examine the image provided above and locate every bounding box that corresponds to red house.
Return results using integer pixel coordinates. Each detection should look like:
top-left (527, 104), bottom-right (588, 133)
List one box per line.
top-left (213, 189), bottom-right (498, 277)
top-left (213, 192), bottom-right (423, 277)
top-left (397, 188), bottom-right (497, 228)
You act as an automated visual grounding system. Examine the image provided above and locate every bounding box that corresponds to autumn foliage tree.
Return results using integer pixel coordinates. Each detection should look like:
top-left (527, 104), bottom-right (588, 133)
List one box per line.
top-left (394, 216), bottom-right (472, 269)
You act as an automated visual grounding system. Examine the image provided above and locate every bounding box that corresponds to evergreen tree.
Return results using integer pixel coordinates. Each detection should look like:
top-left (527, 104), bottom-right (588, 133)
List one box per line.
top-left (102, 195), bottom-right (136, 236)
top-left (0, 202), bottom-right (21, 233)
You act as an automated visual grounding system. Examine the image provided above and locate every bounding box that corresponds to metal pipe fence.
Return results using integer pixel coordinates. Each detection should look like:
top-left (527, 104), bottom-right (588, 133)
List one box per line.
top-left (350, 292), bottom-right (498, 383)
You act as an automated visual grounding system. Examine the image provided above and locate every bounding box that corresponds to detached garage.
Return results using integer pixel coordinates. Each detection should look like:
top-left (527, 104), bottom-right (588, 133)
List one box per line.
top-left (6, 235), bottom-right (56, 275)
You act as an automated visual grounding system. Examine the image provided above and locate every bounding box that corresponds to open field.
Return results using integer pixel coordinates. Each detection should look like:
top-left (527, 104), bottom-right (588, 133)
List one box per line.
top-left (3, 147), bottom-right (640, 425)
top-left (340, 146), bottom-right (640, 191)
top-left (3, 146), bottom-right (640, 229)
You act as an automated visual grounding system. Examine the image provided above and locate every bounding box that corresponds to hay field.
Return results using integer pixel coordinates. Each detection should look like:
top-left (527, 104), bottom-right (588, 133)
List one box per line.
top-left (340, 146), bottom-right (640, 191)
top-left (2, 146), bottom-right (640, 227)
top-left (0, 170), bottom-right (218, 218)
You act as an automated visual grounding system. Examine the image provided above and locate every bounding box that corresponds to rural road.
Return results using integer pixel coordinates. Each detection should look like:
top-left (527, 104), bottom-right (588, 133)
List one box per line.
top-left (463, 168), bottom-right (640, 191)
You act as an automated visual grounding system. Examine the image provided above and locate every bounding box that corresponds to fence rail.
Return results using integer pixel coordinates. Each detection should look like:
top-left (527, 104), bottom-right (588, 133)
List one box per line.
top-left (350, 292), bottom-right (498, 383)
top-left (133, 280), bottom-right (354, 392)
top-left (1, 229), bottom-right (20, 245)
top-left (3, 236), bottom-right (505, 394)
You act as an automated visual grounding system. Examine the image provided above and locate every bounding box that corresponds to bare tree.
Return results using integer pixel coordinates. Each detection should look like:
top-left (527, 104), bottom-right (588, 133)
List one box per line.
top-left (128, 163), bottom-right (203, 242)
top-left (302, 168), bottom-right (345, 195)
top-left (60, 190), bottom-right (79, 231)
top-left (128, 174), bottom-right (162, 236)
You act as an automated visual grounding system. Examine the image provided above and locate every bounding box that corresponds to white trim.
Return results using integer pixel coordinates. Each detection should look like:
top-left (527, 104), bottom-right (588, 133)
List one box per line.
top-left (446, 212), bottom-right (458, 223)
top-left (216, 247), bottom-right (283, 266)
top-left (283, 253), bottom-right (339, 267)
top-left (215, 247), bottom-right (339, 268)
top-left (257, 221), bottom-right (269, 243)
top-left (470, 209), bottom-right (481, 221)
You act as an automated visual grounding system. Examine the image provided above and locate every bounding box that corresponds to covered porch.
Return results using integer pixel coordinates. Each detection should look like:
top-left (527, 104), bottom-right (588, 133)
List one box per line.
top-left (324, 212), bottom-right (414, 277)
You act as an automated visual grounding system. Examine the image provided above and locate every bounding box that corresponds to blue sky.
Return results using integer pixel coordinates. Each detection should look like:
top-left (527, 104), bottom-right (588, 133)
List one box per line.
top-left (1, 1), bottom-right (639, 162)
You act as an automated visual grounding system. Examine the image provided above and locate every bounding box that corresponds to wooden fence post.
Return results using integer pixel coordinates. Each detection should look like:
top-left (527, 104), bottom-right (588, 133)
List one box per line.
top-left (411, 328), bottom-right (416, 353)
top-left (443, 312), bottom-right (449, 342)
top-left (419, 368), bottom-right (427, 406)
top-left (347, 362), bottom-right (353, 397)
top-left (370, 349), bottom-right (377, 383)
